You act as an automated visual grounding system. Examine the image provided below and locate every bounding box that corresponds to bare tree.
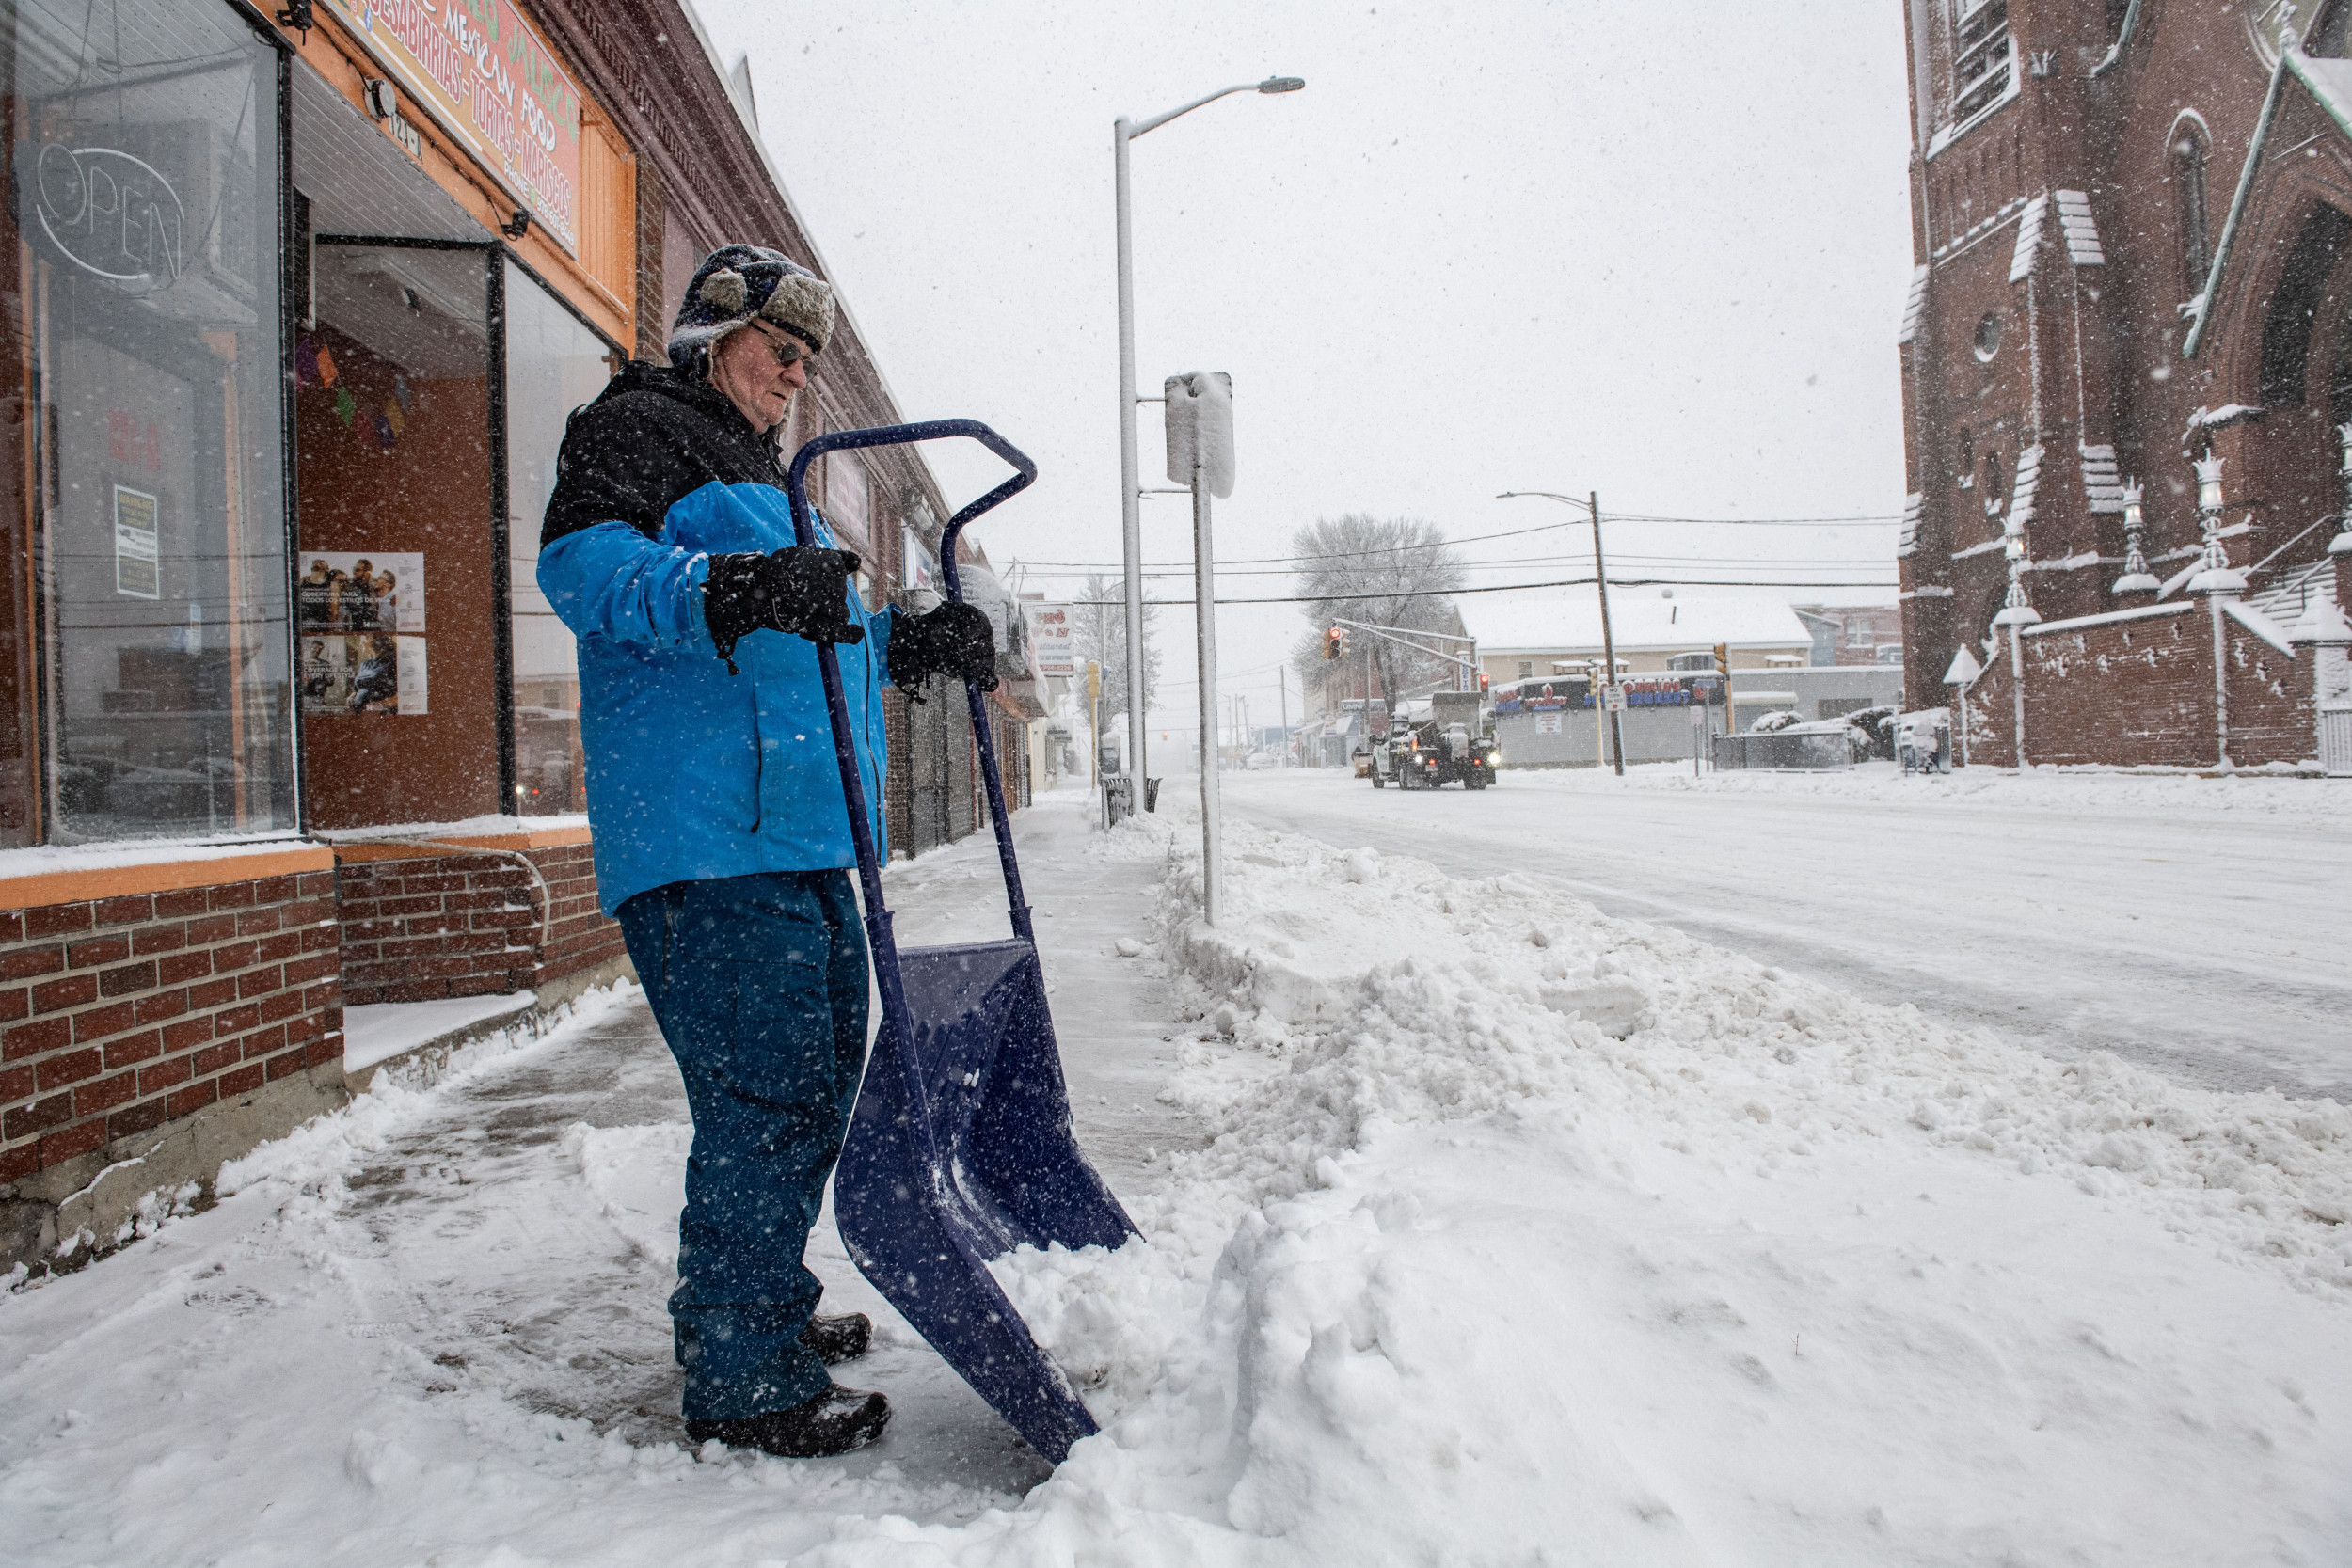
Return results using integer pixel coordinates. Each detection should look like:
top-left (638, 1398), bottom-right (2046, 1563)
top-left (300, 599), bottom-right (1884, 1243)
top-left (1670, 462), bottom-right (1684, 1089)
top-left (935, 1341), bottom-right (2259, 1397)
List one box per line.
top-left (1291, 515), bottom-right (1467, 716)
top-left (1071, 573), bottom-right (1161, 724)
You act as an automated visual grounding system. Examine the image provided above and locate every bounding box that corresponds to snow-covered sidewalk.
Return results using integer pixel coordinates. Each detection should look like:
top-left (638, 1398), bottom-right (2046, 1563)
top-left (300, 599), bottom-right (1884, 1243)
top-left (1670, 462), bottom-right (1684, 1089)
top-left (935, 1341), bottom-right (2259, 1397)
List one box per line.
top-left (4, 790), bottom-right (2348, 1565)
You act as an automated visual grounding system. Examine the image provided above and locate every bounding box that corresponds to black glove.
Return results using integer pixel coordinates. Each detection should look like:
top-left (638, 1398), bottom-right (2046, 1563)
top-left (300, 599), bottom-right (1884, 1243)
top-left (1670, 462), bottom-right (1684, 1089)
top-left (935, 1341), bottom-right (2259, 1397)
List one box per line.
top-left (705, 546), bottom-right (863, 673)
top-left (888, 602), bottom-right (997, 698)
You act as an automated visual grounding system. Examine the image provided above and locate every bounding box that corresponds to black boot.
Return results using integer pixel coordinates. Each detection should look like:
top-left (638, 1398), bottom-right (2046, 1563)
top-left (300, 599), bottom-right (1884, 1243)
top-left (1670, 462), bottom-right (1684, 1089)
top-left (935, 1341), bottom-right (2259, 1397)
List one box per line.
top-left (800, 1311), bottom-right (873, 1365)
top-left (685, 1384), bottom-right (891, 1458)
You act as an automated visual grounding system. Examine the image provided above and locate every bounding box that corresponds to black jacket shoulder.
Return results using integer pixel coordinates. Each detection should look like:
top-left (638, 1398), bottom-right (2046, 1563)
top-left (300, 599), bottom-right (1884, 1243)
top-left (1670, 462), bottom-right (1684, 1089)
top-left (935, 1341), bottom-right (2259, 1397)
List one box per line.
top-left (541, 360), bottom-right (787, 547)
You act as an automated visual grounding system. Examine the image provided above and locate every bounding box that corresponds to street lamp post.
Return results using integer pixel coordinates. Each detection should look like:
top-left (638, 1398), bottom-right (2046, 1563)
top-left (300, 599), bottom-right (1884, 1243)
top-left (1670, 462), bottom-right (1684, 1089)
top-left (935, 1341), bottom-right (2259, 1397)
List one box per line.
top-left (1113, 74), bottom-right (1302, 800)
top-left (1499, 489), bottom-right (1625, 775)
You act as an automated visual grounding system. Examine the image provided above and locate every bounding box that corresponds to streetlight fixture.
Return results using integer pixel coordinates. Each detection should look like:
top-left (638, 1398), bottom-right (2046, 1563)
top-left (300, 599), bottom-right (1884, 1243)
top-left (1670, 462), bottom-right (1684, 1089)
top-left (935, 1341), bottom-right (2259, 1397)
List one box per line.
top-left (1499, 489), bottom-right (1626, 776)
top-left (1113, 74), bottom-right (1303, 800)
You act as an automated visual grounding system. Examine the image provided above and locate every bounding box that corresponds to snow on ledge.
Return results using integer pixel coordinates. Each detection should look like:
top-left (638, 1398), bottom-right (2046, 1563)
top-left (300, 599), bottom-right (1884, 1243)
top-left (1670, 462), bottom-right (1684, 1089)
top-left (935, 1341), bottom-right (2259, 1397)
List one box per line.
top-left (0, 832), bottom-right (313, 884)
top-left (2009, 195), bottom-right (2048, 282)
top-left (314, 813), bottom-right (589, 843)
top-left (1896, 267), bottom-right (1930, 346)
top-left (2023, 600), bottom-right (2196, 637)
top-left (2224, 597), bottom-right (2297, 657)
top-left (344, 991), bottom-right (537, 1074)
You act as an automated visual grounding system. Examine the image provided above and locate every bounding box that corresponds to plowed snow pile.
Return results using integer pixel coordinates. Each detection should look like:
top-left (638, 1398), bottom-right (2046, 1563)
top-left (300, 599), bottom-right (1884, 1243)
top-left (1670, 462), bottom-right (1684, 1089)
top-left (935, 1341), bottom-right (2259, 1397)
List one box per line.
top-left (820, 809), bottom-right (2352, 1565)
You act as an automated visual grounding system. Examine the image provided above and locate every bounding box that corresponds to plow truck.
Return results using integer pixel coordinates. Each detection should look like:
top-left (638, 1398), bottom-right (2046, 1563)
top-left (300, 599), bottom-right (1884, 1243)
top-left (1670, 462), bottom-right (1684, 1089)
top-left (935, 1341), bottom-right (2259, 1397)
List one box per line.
top-left (1373, 691), bottom-right (1500, 790)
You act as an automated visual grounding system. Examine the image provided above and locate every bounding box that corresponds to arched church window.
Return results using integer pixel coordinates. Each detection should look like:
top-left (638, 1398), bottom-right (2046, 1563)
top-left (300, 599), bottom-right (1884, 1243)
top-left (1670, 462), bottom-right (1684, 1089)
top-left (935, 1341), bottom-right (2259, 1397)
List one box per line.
top-left (2175, 123), bottom-right (2213, 297)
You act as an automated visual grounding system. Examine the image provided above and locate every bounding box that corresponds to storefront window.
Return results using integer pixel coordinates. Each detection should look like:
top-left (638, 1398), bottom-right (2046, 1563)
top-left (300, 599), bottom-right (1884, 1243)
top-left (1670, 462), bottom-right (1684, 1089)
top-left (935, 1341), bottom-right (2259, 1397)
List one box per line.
top-left (295, 243), bottom-right (495, 828)
top-left (503, 260), bottom-right (611, 816)
top-left (8, 0), bottom-right (291, 844)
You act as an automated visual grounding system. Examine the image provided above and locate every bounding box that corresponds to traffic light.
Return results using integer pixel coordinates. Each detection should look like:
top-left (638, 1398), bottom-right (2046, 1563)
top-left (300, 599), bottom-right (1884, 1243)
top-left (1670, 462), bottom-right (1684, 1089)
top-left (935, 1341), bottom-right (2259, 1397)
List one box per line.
top-left (1477, 672), bottom-right (1490, 693)
top-left (1321, 626), bottom-right (1343, 660)
top-left (1712, 641), bottom-right (1729, 682)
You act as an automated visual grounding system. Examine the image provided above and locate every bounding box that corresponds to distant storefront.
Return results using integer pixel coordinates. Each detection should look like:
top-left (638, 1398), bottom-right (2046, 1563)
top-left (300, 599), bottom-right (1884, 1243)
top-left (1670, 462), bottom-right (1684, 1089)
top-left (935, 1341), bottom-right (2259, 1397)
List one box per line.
top-left (0, 0), bottom-right (999, 1268)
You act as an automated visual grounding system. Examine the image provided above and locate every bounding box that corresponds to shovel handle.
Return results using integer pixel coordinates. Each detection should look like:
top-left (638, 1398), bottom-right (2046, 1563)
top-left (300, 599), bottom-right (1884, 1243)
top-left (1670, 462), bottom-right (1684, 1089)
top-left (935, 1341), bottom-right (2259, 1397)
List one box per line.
top-left (783, 420), bottom-right (1041, 1001)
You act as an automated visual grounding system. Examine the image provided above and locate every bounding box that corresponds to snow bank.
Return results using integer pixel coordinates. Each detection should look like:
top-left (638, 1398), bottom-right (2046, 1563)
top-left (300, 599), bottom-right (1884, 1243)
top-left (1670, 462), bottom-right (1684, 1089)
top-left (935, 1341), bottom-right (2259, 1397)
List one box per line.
top-left (834, 810), bottom-right (2352, 1564)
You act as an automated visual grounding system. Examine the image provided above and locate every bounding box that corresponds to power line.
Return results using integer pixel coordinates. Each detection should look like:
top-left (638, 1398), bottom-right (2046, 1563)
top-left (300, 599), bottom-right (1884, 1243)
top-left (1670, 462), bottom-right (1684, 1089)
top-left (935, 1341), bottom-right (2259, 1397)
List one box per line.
top-left (1604, 510), bottom-right (1904, 524)
top-left (1009, 510), bottom-right (1901, 575)
top-left (1018, 551), bottom-right (1900, 582)
top-left (1136, 573), bottom-right (1898, 607)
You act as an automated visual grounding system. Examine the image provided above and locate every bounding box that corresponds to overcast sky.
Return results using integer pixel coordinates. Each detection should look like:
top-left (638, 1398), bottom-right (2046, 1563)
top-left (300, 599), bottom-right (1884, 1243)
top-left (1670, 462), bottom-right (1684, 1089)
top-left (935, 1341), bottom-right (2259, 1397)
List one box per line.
top-left (696, 0), bottom-right (1916, 732)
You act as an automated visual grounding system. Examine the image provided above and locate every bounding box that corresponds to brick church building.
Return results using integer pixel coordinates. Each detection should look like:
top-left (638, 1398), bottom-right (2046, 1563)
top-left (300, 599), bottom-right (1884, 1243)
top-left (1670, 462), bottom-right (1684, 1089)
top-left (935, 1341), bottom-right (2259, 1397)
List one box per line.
top-left (1897, 0), bottom-right (2352, 767)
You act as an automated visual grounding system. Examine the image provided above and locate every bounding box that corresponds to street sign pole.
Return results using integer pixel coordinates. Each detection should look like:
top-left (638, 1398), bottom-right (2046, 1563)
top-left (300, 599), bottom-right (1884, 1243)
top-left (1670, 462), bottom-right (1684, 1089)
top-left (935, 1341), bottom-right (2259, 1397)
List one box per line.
top-left (1591, 490), bottom-right (1625, 776)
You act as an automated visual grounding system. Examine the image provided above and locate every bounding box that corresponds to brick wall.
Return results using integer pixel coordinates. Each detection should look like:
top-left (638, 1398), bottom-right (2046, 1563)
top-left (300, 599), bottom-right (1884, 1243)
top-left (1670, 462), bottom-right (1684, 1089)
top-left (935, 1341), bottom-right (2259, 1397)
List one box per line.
top-left (1, 869), bottom-right (341, 1186)
top-left (529, 840), bottom-right (628, 988)
top-left (334, 842), bottom-right (626, 1007)
top-left (1963, 604), bottom-right (2317, 768)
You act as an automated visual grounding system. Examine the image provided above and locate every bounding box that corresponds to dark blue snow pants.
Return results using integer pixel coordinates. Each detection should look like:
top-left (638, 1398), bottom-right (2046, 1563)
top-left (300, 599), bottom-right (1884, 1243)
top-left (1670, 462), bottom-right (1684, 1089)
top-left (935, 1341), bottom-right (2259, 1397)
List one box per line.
top-left (616, 869), bottom-right (869, 1421)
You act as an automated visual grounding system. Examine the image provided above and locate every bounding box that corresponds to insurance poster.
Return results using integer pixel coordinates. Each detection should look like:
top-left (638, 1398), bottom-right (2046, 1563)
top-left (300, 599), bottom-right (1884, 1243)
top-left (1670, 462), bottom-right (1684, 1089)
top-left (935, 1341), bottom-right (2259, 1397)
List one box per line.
top-left (297, 552), bottom-right (428, 715)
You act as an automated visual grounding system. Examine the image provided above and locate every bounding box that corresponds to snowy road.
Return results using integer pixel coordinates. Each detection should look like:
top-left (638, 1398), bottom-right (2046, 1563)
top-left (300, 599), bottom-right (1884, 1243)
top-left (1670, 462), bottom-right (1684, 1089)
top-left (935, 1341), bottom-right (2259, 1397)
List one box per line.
top-left (1220, 766), bottom-right (2352, 1100)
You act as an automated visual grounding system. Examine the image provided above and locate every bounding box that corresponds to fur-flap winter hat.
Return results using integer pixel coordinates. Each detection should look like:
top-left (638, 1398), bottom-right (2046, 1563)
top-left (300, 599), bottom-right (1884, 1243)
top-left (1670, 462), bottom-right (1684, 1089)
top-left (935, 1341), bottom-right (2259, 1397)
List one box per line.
top-left (667, 244), bottom-right (835, 368)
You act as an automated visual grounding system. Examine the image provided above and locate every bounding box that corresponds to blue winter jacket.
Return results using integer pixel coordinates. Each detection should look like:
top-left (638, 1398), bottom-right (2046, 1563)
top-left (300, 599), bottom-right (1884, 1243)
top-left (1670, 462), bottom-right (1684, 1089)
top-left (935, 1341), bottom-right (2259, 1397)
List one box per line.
top-left (538, 363), bottom-right (893, 915)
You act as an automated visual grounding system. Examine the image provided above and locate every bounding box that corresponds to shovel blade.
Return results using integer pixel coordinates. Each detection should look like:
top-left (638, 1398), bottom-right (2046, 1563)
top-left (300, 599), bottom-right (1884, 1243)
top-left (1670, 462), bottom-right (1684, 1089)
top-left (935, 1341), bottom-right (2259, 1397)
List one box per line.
top-left (834, 938), bottom-right (1137, 1462)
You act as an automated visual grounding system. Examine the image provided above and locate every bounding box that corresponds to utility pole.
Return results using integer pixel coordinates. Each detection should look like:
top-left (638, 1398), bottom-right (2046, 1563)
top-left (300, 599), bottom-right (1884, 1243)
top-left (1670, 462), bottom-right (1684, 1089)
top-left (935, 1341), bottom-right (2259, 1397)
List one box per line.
top-left (1591, 490), bottom-right (1625, 777)
top-left (1114, 76), bottom-right (1304, 811)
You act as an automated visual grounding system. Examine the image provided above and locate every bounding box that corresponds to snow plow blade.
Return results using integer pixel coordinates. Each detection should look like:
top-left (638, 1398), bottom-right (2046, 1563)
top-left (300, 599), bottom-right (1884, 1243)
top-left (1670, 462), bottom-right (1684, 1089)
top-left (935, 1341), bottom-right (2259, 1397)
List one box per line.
top-left (786, 421), bottom-right (1139, 1465)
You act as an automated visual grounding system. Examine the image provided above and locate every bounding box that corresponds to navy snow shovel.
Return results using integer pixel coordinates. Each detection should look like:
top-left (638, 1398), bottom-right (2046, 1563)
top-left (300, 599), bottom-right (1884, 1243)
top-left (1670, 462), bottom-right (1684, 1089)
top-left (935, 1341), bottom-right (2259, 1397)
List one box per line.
top-left (785, 420), bottom-right (1139, 1465)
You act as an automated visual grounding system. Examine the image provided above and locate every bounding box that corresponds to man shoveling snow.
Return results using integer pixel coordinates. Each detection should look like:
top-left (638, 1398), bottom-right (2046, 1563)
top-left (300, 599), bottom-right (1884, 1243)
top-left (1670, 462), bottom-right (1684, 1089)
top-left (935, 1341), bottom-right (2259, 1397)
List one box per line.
top-left (535, 245), bottom-right (997, 1458)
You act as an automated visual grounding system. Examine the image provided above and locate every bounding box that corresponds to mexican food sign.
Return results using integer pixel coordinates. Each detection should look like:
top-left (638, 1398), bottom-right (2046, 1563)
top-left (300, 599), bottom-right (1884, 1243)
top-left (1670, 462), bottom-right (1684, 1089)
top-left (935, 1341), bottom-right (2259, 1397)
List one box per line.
top-left (325, 0), bottom-right (585, 256)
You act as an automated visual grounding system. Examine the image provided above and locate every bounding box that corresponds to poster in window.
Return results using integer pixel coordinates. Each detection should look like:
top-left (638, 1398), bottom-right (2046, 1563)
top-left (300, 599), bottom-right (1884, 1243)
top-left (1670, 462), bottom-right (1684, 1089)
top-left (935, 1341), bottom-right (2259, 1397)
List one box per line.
top-left (297, 629), bottom-right (428, 716)
top-left (113, 485), bottom-right (159, 599)
top-left (294, 550), bottom-right (424, 633)
top-left (297, 631), bottom-right (351, 710)
top-left (343, 631), bottom-right (403, 714)
top-left (1536, 711), bottom-right (1562, 735)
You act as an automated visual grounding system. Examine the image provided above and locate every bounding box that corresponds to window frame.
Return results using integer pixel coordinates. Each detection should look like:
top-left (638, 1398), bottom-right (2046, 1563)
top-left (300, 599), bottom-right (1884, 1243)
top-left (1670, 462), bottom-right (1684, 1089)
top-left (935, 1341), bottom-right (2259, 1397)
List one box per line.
top-left (305, 234), bottom-right (623, 816)
top-left (2169, 114), bottom-right (2215, 301)
top-left (1950, 0), bottom-right (2013, 124)
top-left (14, 0), bottom-right (301, 847)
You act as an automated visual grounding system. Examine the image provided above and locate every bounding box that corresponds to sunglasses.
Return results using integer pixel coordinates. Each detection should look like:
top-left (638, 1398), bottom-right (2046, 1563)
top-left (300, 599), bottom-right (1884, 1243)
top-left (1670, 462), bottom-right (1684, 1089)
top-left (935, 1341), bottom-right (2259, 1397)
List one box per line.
top-left (745, 323), bottom-right (817, 371)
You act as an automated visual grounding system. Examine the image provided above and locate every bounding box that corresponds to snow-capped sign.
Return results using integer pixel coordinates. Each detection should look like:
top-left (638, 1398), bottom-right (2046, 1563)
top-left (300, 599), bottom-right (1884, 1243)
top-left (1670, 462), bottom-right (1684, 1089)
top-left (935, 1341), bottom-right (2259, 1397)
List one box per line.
top-left (323, 0), bottom-right (585, 258)
top-left (900, 524), bottom-right (938, 595)
top-left (1026, 601), bottom-right (1074, 677)
top-left (1164, 372), bottom-right (1234, 498)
